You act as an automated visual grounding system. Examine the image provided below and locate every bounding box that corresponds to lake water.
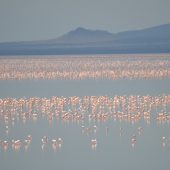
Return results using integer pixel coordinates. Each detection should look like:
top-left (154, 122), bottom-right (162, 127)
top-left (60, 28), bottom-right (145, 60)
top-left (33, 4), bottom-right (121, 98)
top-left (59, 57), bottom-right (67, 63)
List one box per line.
top-left (0, 54), bottom-right (170, 170)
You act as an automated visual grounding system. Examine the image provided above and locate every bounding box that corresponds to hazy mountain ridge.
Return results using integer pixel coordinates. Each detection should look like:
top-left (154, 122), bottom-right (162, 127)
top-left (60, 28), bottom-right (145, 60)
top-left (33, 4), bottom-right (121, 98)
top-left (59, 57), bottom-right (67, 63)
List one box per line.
top-left (0, 23), bottom-right (170, 55)
top-left (54, 27), bottom-right (115, 43)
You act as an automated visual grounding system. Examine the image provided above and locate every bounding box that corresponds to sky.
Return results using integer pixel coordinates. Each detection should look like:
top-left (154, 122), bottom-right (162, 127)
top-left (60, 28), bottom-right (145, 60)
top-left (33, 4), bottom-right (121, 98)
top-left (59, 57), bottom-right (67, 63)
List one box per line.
top-left (0, 0), bottom-right (170, 42)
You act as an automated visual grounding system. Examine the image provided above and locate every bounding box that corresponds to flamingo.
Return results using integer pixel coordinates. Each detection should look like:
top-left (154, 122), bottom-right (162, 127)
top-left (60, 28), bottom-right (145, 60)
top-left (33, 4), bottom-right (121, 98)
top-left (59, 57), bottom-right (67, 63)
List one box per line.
top-left (51, 137), bottom-right (63, 150)
top-left (51, 139), bottom-right (60, 151)
top-left (58, 138), bottom-right (63, 147)
top-left (25, 135), bottom-right (32, 144)
top-left (42, 136), bottom-right (48, 144)
top-left (138, 127), bottom-right (143, 135)
top-left (162, 136), bottom-right (167, 147)
top-left (24, 135), bottom-right (32, 151)
top-left (2, 140), bottom-right (9, 151)
top-left (131, 135), bottom-right (137, 148)
top-left (119, 127), bottom-right (123, 136)
top-left (93, 125), bottom-right (97, 133)
top-left (91, 139), bottom-right (97, 150)
top-left (12, 139), bottom-right (22, 151)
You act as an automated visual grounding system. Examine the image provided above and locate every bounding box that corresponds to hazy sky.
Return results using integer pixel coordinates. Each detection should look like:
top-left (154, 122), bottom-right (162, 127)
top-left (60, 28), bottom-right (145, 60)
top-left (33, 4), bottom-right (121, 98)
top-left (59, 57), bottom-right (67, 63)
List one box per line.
top-left (0, 0), bottom-right (170, 42)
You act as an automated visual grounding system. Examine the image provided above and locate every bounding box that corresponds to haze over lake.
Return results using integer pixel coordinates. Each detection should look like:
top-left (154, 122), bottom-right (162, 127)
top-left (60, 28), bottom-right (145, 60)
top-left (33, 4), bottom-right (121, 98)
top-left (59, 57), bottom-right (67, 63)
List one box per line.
top-left (0, 54), bottom-right (170, 170)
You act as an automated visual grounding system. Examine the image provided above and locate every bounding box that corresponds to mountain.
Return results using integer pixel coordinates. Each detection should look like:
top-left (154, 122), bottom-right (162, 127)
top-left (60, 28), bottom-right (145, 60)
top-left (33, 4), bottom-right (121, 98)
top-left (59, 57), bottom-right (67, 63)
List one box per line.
top-left (54, 27), bottom-right (115, 44)
top-left (0, 23), bottom-right (170, 55)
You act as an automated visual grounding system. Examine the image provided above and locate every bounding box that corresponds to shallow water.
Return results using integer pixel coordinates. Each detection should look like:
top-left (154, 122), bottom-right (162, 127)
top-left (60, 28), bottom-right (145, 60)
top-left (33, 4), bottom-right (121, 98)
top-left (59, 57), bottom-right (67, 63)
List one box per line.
top-left (0, 55), bottom-right (170, 170)
top-left (0, 79), bottom-right (170, 170)
top-left (0, 79), bottom-right (170, 98)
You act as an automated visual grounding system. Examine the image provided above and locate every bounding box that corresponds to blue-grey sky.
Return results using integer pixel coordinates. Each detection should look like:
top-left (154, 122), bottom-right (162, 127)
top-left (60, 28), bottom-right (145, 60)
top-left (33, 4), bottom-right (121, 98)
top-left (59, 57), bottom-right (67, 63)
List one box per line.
top-left (0, 0), bottom-right (170, 42)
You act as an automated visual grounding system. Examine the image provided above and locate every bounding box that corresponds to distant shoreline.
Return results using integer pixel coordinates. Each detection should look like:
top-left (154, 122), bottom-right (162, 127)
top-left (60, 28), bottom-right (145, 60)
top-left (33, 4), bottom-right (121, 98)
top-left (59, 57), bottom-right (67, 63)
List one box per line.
top-left (0, 51), bottom-right (170, 57)
top-left (0, 49), bottom-right (170, 57)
